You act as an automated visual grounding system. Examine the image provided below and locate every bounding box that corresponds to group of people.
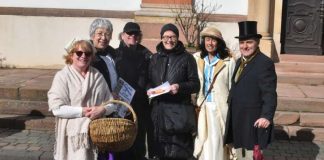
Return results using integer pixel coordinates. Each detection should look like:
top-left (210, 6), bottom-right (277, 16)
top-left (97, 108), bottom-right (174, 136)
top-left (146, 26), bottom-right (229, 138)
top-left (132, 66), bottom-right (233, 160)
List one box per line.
top-left (48, 18), bottom-right (277, 160)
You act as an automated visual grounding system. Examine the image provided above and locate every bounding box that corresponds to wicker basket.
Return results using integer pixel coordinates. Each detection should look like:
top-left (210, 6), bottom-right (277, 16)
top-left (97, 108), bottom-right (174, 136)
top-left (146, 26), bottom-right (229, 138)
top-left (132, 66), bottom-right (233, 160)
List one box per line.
top-left (89, 100), bottom-right (137, 152)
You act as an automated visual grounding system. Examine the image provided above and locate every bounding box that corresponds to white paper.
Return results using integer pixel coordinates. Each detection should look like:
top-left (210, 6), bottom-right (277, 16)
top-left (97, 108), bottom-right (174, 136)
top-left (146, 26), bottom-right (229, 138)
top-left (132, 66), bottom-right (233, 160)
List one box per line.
top-left (148, 82), bottom-right (171, 99)
top-left (114, 78), bottom-right (135, 104)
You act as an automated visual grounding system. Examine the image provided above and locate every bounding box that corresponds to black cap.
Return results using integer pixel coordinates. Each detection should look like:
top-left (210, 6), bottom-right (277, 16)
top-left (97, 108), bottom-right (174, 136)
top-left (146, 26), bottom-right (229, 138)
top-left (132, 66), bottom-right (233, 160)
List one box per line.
top-left (235, 21), bottom-right (262, 40)
top-left (123, 22), bottom-right (141, 33)
top-left (160, 23), bottom-right (179, 39)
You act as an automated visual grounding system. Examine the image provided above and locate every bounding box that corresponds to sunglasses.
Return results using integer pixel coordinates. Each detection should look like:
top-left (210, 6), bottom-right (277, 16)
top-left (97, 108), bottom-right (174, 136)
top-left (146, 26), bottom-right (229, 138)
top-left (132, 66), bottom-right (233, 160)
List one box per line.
top-left (75, 51), bottom-right (92, 57)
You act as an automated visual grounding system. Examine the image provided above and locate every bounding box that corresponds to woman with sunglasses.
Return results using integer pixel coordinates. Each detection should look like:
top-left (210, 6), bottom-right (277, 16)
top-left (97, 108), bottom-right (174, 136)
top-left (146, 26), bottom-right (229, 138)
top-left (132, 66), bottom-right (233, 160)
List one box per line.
top-left (48, 39), bottom-right (116, 160)
top-left (147, 23), bottom-right (200, 160)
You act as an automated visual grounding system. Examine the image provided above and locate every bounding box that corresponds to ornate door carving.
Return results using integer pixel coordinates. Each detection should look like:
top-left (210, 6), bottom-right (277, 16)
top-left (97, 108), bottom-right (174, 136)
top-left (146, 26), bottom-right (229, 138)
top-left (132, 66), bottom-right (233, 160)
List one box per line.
top-left (284, 0), bottom-right (324, 55)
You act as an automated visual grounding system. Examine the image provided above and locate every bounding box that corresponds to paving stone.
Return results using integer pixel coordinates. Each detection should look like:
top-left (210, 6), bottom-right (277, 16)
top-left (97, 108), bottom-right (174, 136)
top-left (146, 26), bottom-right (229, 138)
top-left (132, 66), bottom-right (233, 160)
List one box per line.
top-left (27, 146), bottom-right (41, 151)
top-left (0, 150), bottom-right (43, 160)
top-left (40, 151), bottom-right (54, 160)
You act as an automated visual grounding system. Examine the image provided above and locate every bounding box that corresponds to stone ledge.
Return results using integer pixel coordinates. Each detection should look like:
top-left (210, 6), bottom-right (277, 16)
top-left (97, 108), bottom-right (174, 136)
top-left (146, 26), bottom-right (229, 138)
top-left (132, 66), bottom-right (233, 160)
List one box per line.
top-left (275, 125), bottom-right (324, 141)
top-left (276, 62), bottom-right (324, 74)
top-left (274, 111), bottom-right (299, 125)
top-left (278, 97), bottom-right (324, 113)
top-left (0, 114), bottom-right (54, 130)
top-left (277, 72), bottom-right (324, 85)
top-left (300, 113), bottom-right (324, 127)
top-left (0, 99), bottom-right (51, 116)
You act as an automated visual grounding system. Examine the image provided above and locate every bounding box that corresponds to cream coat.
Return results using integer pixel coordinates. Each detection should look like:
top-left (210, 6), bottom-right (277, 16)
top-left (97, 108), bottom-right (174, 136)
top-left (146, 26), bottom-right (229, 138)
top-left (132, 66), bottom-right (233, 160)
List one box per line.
top-left (193, 52), bottom-right (235, 160)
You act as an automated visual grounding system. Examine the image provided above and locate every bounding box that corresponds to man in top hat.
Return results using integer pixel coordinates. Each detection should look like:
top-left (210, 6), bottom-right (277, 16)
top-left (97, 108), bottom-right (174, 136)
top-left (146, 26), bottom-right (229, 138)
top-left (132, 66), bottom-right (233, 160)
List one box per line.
top-left (225, 21), bottom-right (277, 159)
top-left (114, 22), bottom-right (153, 160)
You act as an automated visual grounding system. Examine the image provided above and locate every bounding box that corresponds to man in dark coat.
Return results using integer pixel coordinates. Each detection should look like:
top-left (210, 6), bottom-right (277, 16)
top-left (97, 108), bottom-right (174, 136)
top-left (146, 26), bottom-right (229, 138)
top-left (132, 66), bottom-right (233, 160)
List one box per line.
top-left (114, 22), bottom-right (152, 160)
top-left (225, 21), bottom-right (277, 159)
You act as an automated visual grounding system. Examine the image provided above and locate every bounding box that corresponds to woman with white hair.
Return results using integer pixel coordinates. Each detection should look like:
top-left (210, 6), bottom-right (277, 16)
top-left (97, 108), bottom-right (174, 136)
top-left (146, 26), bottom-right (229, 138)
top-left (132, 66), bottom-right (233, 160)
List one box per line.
top-left (89, 18), bottom-right (118, 92)
top-left (193, 26), bottom-right (236, 160)
top-left (48, 39), bottom-right (116, 160)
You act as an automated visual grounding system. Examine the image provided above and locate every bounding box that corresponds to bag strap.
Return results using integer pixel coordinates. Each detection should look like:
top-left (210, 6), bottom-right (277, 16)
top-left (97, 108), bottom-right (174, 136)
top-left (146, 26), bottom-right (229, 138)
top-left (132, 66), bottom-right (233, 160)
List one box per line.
top-left (197, 59), bottom-right (225, 108)
top-left (197, 73), bottom-right (217, 108)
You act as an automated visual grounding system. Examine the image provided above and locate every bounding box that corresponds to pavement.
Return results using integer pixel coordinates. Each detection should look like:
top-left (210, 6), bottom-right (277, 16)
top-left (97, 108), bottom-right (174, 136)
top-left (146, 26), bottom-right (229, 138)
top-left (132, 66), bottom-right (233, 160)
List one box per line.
top-left (0, 68), bottom-right (324, 159)
top-left (0, 129), bottom-right (323, 160)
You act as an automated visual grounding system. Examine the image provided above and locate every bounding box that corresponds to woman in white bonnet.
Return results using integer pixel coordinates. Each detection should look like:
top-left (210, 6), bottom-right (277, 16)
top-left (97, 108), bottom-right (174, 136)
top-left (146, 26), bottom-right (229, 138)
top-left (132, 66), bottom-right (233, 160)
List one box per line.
top-left (48, 39), bottom-right (116, 160)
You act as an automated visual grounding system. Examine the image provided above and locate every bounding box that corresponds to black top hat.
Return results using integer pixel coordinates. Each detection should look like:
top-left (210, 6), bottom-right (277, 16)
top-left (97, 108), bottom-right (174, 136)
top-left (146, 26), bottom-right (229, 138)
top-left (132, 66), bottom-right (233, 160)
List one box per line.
top-left (235, 21), bottom-right (262, 40)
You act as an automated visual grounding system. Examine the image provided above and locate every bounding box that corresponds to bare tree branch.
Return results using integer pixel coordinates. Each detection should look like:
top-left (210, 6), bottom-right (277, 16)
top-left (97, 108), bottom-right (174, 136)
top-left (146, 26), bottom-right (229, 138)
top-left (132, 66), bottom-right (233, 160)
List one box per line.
top-left (169, 0), bottom-right (221, 48)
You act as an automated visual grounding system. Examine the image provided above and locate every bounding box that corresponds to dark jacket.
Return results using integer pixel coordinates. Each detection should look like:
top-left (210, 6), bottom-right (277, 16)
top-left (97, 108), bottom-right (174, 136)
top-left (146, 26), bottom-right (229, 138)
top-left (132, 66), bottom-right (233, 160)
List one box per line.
top-left (115, 41), bottom-right (151, 112)
top-left (225, 52), bottom-right (277, 150)
top-left (91, 45), bottom-right (116, 91)
top-left (149, 41), bottom-right (200, 159)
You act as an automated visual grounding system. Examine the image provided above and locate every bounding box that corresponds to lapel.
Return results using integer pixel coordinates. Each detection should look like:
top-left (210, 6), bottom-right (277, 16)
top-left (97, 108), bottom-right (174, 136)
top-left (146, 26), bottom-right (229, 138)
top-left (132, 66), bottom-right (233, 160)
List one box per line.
top-left (198, 57), bottom-right (225, 85)
top-left (212, 59), bottom-right (225, 79)
top-left (232, 59), bottom-right (241, 84)
top-left (197, 57), bottom-right (205, 76)
top-left (236, 52), bottom-right (259, 83)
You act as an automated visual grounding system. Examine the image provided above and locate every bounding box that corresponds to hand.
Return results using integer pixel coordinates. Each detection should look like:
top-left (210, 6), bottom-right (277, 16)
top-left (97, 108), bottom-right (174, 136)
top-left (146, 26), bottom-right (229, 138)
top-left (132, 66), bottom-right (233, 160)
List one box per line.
top-left (254, 118), bottom-right (270, 128)
top-left (82, 107), bottom-right (92, 117)
top-left (170, 84), bottom-right (179, 95)
top-left (85, 106), bottom-right (106, 120)
top-left (147, 89), bottom-right (154, 96)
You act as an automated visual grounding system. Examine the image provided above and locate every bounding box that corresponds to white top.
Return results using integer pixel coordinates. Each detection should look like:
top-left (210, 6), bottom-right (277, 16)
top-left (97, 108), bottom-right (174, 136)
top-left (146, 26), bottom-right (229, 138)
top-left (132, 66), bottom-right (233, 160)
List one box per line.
top-left (52, 104), bottom-right (116, 118)
top-left (100, 55), bottom-right (118, 91)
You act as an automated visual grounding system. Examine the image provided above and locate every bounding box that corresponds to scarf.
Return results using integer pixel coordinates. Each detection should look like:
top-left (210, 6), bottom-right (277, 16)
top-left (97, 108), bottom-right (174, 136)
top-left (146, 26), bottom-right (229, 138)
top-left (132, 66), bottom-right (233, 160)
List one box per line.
top-left (48, 65), bottom-right (111, 160)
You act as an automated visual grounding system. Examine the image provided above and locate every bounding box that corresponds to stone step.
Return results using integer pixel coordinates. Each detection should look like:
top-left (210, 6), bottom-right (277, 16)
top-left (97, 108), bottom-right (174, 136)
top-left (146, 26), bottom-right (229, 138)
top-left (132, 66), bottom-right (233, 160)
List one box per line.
top-left (279, 54), bottom-right (324, 63)
top-left (0, 68), bottom-right (56, 101)
top-left (277, 71), bottom-right (324, 85)
top-left (274, 111), bottom-right (324, 128)
top-left (275, 61), bottom-right (324, 74)
top-left (275, 125), bottom-right (324, 141)
top-left (0, 86), bottom-right (49, 101)
top-left (278, 83), bottom-right (324, 99)
top-left (274, 111), bottom-right (299, 125)
top-left (278, 97), bottom-right (324, 113)
top-left (0, 99), bottom-right (52, 116)
top-left (0, 114), bottom-right (54, 130)
top-left (300, 112), bottom-right (324, 128)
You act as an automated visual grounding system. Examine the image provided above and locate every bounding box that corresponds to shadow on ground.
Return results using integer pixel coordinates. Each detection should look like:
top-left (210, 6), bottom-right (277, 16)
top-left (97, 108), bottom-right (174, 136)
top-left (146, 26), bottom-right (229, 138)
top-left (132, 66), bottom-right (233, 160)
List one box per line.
top-left (264, 126), bottom-right (320, 160)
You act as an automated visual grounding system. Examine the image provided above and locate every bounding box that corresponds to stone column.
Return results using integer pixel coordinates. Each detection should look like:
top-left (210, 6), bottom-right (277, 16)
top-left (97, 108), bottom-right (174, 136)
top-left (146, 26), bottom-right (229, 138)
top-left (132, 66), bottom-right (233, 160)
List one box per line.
top-left (248, 0), bottom-right (279, 61)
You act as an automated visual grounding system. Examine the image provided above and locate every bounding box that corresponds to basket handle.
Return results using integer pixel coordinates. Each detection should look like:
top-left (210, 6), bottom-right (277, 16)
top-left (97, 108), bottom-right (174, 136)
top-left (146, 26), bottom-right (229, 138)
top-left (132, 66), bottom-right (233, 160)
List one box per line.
top-left (101, 99), bottom-right (137, 126)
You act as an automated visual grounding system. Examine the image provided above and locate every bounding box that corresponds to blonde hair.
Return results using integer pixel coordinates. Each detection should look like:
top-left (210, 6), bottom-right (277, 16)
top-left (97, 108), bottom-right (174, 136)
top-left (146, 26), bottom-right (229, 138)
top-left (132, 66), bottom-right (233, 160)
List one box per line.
top-left (63, 40), bottom-right (95, 64)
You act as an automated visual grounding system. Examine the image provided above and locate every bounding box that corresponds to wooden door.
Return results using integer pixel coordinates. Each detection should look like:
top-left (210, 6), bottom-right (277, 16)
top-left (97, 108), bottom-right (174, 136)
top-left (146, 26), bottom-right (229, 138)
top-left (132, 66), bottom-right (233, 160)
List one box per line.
top-left (283, 0), bottom-right (324, 55)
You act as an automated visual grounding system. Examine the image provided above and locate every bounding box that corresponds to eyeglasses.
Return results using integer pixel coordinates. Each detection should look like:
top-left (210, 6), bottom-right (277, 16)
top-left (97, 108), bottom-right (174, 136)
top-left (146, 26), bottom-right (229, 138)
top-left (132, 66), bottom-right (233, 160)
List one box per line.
top-left (126, 31), bottom-right (140, 36)
top-left (162, 35), bottom-right (177, 41)
top-left (75, 51), bottom-right (92, 57)
top-left (95, 32), bottom-right (111, 38)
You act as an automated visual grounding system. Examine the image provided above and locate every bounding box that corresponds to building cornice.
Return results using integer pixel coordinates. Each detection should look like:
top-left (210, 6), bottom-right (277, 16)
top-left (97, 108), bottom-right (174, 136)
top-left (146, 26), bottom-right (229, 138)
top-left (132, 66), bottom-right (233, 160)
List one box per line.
top-left (0, 7), bottom-right (134, 19)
